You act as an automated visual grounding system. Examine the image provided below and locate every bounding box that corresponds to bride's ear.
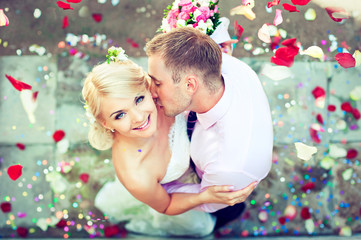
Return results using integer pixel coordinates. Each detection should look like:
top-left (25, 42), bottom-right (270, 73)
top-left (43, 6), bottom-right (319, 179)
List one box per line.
top-left (185, 75), bottom-right (198, 95)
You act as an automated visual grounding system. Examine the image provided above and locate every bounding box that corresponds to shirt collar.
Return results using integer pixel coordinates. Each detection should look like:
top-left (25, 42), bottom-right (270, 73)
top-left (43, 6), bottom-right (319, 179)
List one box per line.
top-left (197, 74), bottom-right (232, 129)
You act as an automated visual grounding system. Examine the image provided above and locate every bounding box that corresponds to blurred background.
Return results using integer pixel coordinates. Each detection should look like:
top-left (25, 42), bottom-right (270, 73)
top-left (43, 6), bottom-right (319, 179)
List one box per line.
top-left (0, 0), bottom-right (361, 238)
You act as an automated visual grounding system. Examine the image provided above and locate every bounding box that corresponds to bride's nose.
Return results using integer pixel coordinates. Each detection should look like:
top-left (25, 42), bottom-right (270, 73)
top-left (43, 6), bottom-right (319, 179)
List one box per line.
top-left (131, 109), bottom-right (144, 123)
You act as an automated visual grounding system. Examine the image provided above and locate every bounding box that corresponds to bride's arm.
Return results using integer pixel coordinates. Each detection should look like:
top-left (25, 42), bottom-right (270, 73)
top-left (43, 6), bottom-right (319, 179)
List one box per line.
top-left (124, 173), bottom-right (256, 215)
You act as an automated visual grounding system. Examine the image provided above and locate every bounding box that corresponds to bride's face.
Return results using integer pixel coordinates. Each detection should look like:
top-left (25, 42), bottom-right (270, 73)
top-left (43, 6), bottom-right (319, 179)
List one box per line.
top-left (100, 90), bottom-right (157, 138)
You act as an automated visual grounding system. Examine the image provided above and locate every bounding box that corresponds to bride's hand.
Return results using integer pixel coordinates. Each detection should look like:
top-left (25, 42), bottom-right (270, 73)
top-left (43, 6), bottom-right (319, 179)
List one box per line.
top-left (220, 39), bottom-right (239, 55)
top-left (201, 181), bottom-right (257, 206)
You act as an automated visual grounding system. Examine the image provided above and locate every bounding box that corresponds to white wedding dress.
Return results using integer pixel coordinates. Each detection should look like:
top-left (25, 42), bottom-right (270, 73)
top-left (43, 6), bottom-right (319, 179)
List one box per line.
top-left (94, 114), bottom-right (216, 237)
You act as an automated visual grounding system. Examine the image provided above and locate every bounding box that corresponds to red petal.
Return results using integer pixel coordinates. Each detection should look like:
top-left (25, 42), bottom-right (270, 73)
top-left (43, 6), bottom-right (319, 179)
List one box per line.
top-left (66, 0), bottom-right (82, 3)
top-left (104, 225), bottom-right (121, 237)
top-left (234, 20), bottom-right (244, 40)
top-left (327, 105), bottom-right (336, 112)
top-left (7, 164), bottom-right (23, 181)
top-left (311, 86), bottom-right (326, 99)
top-left (341, 102), bottom-right (353, 113)
top-left (325, 7), bottom-right (349, 22)
top-left (53, 130), bottom-right (65, 142)
top-left (5, 74), bottom-right (32, 91)
top-left (16, 143), bottom-right (25, 151)
top-left (57, 1), bottom-right (74, 10)
top-left (335, 53), bottom-right (356, 68)
top-left (352, 108), bottom-right (360, 120)
top-left (16, 227), bottom-right (28, 238)
top-left (271, 38), bottom-right (299, 67)
top-left (282, 3), bottom-right (299, 12)
top-left (301, 182), bottom-right (315, 192)
top-left (346, 148), bottom-right (358, 159)
top-left (56, 219), bottom-right (67, 228)
top-left (309, 127), bottom-right (321, 144)
top-left (290, 0), bottom-right (311, 6)
top-left (267, 0), bottom-right (280, 8)
top-left (33, 91), bottom-right (39, 101)
top-left (316, 114), bottom-right (323, 125)
top-left (62, 16), bottom-right (69, 29)
top-left (1, 202), bottom-right (11, 213)
top-left (278, 216), bottom-right (286, 225)
top-left (79, 173), bottom-right (89, 183)
top-left (92, 13), bottom-right (102, 23)
top-left (300, 207), bottom-right (311, 220)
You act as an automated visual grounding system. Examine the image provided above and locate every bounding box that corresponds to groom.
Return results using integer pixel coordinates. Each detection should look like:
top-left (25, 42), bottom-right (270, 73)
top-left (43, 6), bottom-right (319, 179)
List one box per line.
top-left (146, 27), bottom-right (273, 228)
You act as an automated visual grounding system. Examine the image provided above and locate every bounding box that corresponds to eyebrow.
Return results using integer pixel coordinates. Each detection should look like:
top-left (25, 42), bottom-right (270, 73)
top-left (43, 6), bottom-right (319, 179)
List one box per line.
top-left (148, 74), bottom-right (159, 82)
top-left (109, 95), bottom-right (141, 118)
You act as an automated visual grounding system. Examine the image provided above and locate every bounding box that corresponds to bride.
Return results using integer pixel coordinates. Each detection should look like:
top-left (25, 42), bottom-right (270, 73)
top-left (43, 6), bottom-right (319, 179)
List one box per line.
top-left (81, 47), bottom-right (254, 237)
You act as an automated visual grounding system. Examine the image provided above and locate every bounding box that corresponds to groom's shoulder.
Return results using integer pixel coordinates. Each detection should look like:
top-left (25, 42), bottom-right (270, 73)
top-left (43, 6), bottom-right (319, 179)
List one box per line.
top-left (221, 53), bottom-right (254, 74)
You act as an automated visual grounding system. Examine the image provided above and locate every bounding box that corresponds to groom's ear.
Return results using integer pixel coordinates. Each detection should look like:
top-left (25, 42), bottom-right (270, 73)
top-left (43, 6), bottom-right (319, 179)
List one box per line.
top-left (185, 75), bottom-right (198, 95)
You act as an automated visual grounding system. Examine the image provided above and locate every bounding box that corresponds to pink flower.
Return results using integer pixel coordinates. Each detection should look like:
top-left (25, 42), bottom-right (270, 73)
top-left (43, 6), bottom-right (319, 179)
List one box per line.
top-left (178, 11), bottom-right (190, 21)
top-left (196, 6), bottom-right (211, 22)
top-left (181, 4), bottom-right (195, 14)
top-left (179, 0), bottom-right (192, 6)
top-left (167, 9), bottom-right (179, 27)
top-left (214, 5), bottom-right (219, 13)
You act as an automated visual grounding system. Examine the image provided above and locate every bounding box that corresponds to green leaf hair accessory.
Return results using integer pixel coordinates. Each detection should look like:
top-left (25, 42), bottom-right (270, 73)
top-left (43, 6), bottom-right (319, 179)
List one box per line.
top-left (106, 46), bottom-right (128, 64)
top-left (84, 101), bottom-right (96, 124)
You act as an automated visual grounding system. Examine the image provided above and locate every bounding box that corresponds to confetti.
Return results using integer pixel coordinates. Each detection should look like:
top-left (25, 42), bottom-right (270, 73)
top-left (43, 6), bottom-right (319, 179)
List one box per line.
top-left (295, 142), bottom-right (317, 161)
top-left (5, 74), bottom-right (32, 91)
top-left (258, 210), bottom-right (268, 222)
top-left (282, 3), bottom-right (299, 13)
top-left (7, 164), bottom-right (23, 181)
top-left (0, 9), bottom-right (10, 27)
top-left (57, 1), bottom-right (74, 10)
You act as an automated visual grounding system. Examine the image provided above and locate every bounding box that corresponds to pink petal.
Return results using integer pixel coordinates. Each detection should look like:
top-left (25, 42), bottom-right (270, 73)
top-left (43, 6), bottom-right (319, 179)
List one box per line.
top-left (234, 20), bottom-right (244, 40)
top-left (56, 1), bottom-right (74, 10)
top-left (16, 143), bottom-right (26, 151)
top-left (0, 9), bottom-right (10, 27)
top-left (335, 53), bottom-right (356, 68)
top-left (267, 0), bottom-right (280, 8)
top-left (53, 130), bottom-right (65, 142)
top-left (7, 164), bottom-right (23, 181)
top-left (5, 74), bottom-right (32, 91)
top-left (62, 16), bottom-right (69, 29)
top-left (258, 24), bottom-right (271, 43)
top-left (66, 0), bottom-right (82, 3)
top-left (273, 9), bottom-right (283, 26)
top-left (290, 0), bottom-right (311, 6)
top-left (282, 3), bottom-right (299, 12)
top-left (325, 7), bottom-right (349, 22)
top-left (311, 86), bottom-right (326, 99)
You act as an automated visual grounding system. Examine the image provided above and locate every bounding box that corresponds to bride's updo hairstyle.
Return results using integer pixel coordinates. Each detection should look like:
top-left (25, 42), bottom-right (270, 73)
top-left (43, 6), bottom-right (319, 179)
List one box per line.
top-left (82, 60), bottom-right (150, 150)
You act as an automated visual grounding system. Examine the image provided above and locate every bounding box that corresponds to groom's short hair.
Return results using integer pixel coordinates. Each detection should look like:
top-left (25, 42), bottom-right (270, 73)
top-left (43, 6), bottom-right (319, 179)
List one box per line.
top-left (146, 27), bottom-right (222, 93)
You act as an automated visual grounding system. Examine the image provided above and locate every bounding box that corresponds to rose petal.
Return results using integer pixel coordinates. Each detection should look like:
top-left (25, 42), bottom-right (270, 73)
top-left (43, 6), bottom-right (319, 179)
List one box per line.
top-left (67, 0), bottom-right (82, 2)
top-left (53, 130), bottom-right (65, 142)
top-left (7, 164), bottom-right (23, 181)
top-left (311, 86), bottom-right (326, 99)
top-left (104, 225), bottom-right (121, 238)
top-left (270, 38), bottom-right (299, 67)
top-left (284, 205), bottom-right (297, 220)
top-left (329, 144), bottom-right (347, 158)
top-left (234, 20), bottom-right (244, 40)
top-left (20, 90), bottom-right (38, 124)
top-left (16, 227), bottom-right (28, 238)
top-left (1, 202), bottom-right (11, 213)
top-left (56, 219), bottom-right (67, 228)
top-left (291, 0), bottom-right (311, 6)
top-left (300, 207), bottom-right (311, 220)
top-left (5, 74), bottom-right (32, 91)
top-left (301, 182), bottom-right (315, 192)
top-left (62, 16), bottom-right (69, 29)
top-left (230, 5), bottom-right (256, 21)
top-left (57, 1), bottom-right (74, 10)
top-left (273, 9), bottom-right (283, 26)
top-left (258, 24), bottom-right (271, 43)
top-left (267, 0), bottom-right (280, 8)
top-left (0, 9), bottom-right (10, 27)
top-left (300, 46), bottom-right (324, 61)
top-left (282, 3), bottom-right (299, 12)
top-left (352, 108), bottom-right (360, 120)
top-left (92, 13), bottom-right (102, 23)
top-left (16, 143), bottom-right (25, 150)
top-left (309, 127), bottom-right (321, 144)
top-left (335, 53), bottom-right (356, 68)
top-left (327, 104), bottom-right (336, 112)
top-left (295, 142), bottom-right (317, 161)
top-left (346, 148), bottom-right (358, 159)
top-left (316, 114), bottom-right (323, 125)
top-left (79, 173), bottom-right (90, 183)
top-left (278, 216), bottom-right (286, 225)
top-left (353, 50), bottom-right (361, 67)
top-left (341, 102), bottom-right (353, 112)
top-left (325, 7), bottom-right (349, 22)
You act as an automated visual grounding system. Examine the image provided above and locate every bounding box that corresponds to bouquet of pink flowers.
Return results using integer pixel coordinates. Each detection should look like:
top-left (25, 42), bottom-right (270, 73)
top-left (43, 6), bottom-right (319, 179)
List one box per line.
top-left (159, 0), bottom-right (220, 36)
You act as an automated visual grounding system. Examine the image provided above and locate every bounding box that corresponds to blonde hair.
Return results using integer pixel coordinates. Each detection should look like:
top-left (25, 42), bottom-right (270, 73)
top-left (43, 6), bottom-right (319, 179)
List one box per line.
top-left (82, 60), bottom-right (150, 150)
top-left (145, 27), bottom-right (222, 92)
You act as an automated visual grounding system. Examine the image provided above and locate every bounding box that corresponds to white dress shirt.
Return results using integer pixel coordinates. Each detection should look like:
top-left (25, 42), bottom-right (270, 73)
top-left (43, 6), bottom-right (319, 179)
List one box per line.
top-left (163, 53), bottom-right (273, 212)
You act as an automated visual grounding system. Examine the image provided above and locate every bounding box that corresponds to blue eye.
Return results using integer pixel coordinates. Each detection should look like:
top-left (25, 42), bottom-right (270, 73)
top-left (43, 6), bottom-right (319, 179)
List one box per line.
top-left (136, 96), bottom-right (144, 104)
top-left (115, 112), bottom-right (126, 120)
